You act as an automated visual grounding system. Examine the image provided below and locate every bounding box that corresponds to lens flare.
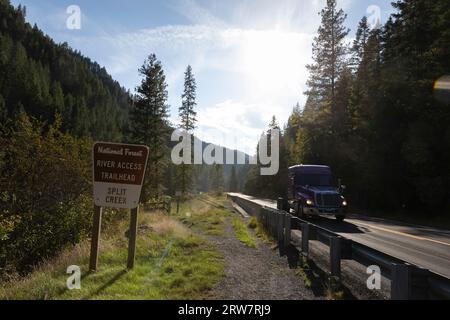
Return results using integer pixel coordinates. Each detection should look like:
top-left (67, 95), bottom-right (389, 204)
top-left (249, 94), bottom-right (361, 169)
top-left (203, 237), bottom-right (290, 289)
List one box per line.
top-left (434, 75), bottom-right (450, 104)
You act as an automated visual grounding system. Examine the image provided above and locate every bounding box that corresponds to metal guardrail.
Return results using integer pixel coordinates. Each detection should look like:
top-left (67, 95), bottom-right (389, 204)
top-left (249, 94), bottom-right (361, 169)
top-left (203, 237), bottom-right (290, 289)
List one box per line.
top-left (227, 194), bottom-right (450, 300)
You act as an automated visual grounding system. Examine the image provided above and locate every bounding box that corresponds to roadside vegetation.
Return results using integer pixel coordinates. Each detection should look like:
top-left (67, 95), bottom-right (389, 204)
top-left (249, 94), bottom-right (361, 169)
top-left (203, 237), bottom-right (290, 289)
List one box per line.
top-left (0, 113), bottom-right (96, 279)
top-left (248, 216), bottom-right (275, 244)
top-left (176, 198), bottom-right (229, 236)
top-left (294, 259), bottom-right (349, 300)
top-left (231, 217), bottom-right (257, 249)
top-left (0, 200), bottom-right (225, 300)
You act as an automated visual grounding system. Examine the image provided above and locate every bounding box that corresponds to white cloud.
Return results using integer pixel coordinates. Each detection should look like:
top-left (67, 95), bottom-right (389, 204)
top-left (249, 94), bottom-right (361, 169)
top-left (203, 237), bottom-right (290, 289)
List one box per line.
top-left (194, 99), bottom-right (297, 155)
top-left (15, 0), bottom-right (388, 154)
top-left (57, 0), bottom-right (332, 153)
top-left (170, 0), bottom-right (226, 27)
top-left (87, 24), bottom-right (313, 152)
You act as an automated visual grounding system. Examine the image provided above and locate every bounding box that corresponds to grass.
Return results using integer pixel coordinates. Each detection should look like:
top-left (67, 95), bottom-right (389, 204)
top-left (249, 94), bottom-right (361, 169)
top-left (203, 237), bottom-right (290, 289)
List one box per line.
top-left (250, 217), bottom-right (275, 244)
top-left (0, 204), bottom-right (225, 300)
top-left (294, 260), bottom-right (314, 289)
top-left (323, 275), bottom-right (346, 300)
top-left (294, 259), bottom-right (348, 300)
top-left (176, 198), bottom-right (229, 236)
top-left (231, 217), bottom-right (257, 249)
top-left (247, 217), bottom-right (258, 229)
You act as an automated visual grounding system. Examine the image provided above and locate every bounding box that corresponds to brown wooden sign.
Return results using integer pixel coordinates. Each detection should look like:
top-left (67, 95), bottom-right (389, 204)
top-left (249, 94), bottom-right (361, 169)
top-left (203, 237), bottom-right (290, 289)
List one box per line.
top-left (92, 142), bottom-right (149, 209)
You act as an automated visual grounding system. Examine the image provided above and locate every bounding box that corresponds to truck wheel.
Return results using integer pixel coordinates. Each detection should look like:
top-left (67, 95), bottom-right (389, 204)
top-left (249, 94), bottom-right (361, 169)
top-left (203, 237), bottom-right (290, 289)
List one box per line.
top-left (336, 215), bottom-right (345, 222)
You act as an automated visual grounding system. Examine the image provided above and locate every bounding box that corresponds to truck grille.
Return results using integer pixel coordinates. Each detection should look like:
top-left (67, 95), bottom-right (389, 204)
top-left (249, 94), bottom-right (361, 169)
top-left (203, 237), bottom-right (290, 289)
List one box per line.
top-left (316, 193), bottom-right (340, 208)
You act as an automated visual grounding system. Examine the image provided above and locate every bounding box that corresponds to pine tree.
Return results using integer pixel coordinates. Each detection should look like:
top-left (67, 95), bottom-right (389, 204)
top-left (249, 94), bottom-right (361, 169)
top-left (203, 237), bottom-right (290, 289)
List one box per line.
top-left (305, 0), bottom-right (350, 107)
top-left (130, 54), bottom-right (170, 200)
top-left (177, 65), bottom-right (197, 195)
top-left (294, 0), bottom-right (351, 171)
top-left (180, 65), bottom-right (197, 132)
top-left (352, 17), bottom-right (371, 72)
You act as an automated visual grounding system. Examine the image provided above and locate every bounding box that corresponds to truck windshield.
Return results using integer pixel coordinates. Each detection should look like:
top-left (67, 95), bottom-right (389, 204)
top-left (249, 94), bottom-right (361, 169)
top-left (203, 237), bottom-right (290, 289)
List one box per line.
top-left (294, 174), bottom-right (333, 187)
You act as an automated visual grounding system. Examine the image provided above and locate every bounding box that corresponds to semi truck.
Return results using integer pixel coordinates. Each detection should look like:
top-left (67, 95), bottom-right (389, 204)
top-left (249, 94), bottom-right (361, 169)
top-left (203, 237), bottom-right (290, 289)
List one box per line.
top-left (287, 165), bottom-right (347, 222)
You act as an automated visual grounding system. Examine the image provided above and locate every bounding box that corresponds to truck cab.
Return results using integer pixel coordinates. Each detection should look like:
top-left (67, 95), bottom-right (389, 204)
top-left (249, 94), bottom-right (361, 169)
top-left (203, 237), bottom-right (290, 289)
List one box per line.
top-left (287, 165), bottom-right (347, 222)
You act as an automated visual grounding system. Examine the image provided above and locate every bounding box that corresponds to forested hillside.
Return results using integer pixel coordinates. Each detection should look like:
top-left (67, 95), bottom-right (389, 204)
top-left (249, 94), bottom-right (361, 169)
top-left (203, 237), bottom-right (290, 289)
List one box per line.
top-left (0, 0), bottom-right (134, 277)
top-left (245, 0), bottom-right (450, 214)
top-left (0, 0), bottom-right (131, 141)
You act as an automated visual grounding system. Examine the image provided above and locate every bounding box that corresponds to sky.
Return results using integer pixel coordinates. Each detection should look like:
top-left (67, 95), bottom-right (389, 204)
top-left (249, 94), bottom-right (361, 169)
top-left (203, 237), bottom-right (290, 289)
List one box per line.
top-left (11, 0), bottom-right (395, 155)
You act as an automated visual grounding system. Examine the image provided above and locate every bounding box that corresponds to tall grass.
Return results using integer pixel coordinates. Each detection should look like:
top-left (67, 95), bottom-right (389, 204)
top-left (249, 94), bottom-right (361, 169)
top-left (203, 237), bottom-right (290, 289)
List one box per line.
top-left (0, 207), bottom-right (225, 300)
top-left (232, 217), bottom-right (257, 249)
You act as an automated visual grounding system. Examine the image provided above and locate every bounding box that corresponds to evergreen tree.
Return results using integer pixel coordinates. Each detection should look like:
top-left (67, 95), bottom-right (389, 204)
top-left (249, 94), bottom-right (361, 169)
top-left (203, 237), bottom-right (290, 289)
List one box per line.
top-left (351, 17), bottom-right (371, 72)
top-left (305, 0), bottom-right (350, 108)
top-left (293, 0), bottom-right (351, 171)
top-left (177, 65), bottom-right (197, 195)
top-left (180, 65), bottom-right (197, 132)
top-left (130, 54), bottom-right (170, 200)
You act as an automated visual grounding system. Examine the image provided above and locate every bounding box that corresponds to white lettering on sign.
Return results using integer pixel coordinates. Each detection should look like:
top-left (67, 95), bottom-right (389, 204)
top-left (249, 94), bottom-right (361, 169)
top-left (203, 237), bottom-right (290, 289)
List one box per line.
top-left (93, 142), bottom-right (149, 209)
top-left (101, 171), bottom-right (136, 182)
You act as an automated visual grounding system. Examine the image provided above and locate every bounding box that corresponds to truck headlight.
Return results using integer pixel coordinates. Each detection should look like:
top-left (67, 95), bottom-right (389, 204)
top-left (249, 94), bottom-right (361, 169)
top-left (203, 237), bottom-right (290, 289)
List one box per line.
top-left (342, 200), bottom-right (348, 207)
top-left (306, 199), bottom-right (314, 206)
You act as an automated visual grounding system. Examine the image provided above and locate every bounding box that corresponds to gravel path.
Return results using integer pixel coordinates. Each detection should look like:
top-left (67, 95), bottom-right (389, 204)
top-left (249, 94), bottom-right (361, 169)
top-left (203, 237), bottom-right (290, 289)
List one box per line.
top-left (208, 213), bottom-right (317, 300)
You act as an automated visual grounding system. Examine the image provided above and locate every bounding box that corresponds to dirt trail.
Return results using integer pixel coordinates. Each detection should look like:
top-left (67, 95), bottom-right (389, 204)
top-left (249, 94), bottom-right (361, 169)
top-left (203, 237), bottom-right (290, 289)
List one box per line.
top-left (208, 212), bottom-right (317, 300)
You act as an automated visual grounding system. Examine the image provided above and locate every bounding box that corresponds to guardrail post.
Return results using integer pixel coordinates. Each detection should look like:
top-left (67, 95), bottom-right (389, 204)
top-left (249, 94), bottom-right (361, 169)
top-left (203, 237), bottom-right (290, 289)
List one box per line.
top-left (277, 212), bottom-right (284, 242)
top-left (270, 211), bottom-right (274, 237)
top-left (270, 210), bottom-right (277, 238)
top-left (330, 237), bottom-right (342, 279)
top-left (258, 207), bottom-right (264, 227)
top-left (264, 209), bottom-right (269, 231)
top-left (268, 210), bottom-right (272, 235)
top-left (273, 211), bottom-right (278, 237)
top-left (301, 223), bottom-right (310, 258)
top-left (278, 212), bottom-right (285, 256)
top-left (283, 198), bottom-right (290, 212)
top-left (391, 264), bottom-right (410, 300)
top-left (277, 198), bottom-right (284, 210)
top-left (284, 214), bottom-right (291, 247)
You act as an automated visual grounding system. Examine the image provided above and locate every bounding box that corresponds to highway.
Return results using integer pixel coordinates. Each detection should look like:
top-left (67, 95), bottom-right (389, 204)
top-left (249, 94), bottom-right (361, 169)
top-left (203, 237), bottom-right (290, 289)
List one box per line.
top-left (229, 193), bottom-right (450, 279)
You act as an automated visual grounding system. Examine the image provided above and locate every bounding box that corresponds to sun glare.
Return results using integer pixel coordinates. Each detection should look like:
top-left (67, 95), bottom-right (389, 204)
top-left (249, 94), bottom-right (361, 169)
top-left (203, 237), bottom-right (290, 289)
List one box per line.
top-left (240, 30), bottom-right (306, 97)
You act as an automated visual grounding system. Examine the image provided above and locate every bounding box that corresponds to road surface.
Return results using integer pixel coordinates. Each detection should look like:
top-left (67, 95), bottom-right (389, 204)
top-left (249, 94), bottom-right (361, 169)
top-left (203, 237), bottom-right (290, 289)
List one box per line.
top-left (229, 193), bottom-right (450, 279)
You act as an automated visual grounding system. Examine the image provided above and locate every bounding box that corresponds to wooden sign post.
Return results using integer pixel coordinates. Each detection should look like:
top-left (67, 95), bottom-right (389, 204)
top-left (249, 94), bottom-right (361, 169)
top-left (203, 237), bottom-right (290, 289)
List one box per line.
top-left (90, 142), bottom-right (149, 271)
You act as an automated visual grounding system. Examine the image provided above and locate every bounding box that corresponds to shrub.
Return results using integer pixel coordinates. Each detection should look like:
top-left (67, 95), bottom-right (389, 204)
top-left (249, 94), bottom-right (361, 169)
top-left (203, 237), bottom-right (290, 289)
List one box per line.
top-left (0, 113), bottom-right (94, 276)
